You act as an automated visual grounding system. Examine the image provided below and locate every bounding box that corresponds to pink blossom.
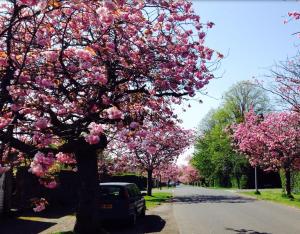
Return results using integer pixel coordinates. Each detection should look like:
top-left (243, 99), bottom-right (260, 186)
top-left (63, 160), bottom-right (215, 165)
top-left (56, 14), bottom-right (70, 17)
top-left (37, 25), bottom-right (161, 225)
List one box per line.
top-left (106, 107), bottom-right (123, 120)
top-left (35, 118), bottom-right (48, 129)
top-left (42, 181), bottom-right (58, 189)
top-left (129, 122), bottom-right (139, 129)
top-left (29, 152), bottom-right (55, 177)
top-left (88, 122), bottom-right (103, 135)
top-left (32, 198), bottom-right (48, 212)
top-left (146, 145), bottom-right (157, 155)
top-left (56, 152), bottom-right (76, 164)
top-left (93, 72), bottom-right (107, 85)
top-left (33, 203), bottom-right (45, 212)
top-left (85, 134), bottom-right (100, 145)
top-left (0, 117), bottom-right (10, 129)
top-left (18, 0), bottom-right (39, 6)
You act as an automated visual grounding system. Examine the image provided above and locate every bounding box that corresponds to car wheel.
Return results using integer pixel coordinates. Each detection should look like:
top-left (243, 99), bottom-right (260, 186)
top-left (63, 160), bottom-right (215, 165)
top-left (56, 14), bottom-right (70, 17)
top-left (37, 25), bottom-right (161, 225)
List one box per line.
top-left (129, 211), bottom-right (137, 226)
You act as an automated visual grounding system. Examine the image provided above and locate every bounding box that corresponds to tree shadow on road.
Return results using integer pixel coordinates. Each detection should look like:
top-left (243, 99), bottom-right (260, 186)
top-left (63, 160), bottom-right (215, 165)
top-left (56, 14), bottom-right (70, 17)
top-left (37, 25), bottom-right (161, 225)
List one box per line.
top-left (172, 195), bottom-right (255, 204)
top-left (104, 215), bottom-right (166, 234)
top-left (226, 227), bottom-right (271, 234)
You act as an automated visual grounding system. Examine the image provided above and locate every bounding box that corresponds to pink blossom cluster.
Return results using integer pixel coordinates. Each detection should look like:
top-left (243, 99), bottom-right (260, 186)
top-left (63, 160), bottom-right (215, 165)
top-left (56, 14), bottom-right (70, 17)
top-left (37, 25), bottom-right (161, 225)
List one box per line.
top-left (32, 198), bottom-right (48, 212)
top-left (56, 152), bottom-right (76, 165)
top-left (40, 180), bottom-right (57, 189)
top-left (85, 122), bottom-right (104, 145)
top-left (105, 107), bottom-right (123, 120)
top-left (18, 0), bottom-right (39, 6)
top-left (0, 117), bottom-right (11, 129)
top-left (232, 109), bottom-right (300, 171)
top-left (288, 11), bottom-right (300, 20)
top-left (109, 117), bottom-right (194, 177)
top-left (34, 117), bottom-right (49, 129)
top-left (179, 164), bottom-right (201, 184)
top-left (29, 152), bottom-right (55, 177)
top-left (154, 164), bottom-right (180, 183)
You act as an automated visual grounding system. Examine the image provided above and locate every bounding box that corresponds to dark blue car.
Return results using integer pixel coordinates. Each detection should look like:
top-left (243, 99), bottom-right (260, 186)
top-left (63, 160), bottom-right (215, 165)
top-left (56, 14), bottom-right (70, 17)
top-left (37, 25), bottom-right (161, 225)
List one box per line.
top-left (99, 182), bottom-right (146, 226)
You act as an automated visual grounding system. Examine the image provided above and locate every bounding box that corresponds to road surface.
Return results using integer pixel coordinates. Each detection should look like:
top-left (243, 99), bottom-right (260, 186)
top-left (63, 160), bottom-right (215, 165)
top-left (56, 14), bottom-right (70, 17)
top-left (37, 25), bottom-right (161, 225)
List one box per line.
top-left (172, 186), bottom-right (300, 234)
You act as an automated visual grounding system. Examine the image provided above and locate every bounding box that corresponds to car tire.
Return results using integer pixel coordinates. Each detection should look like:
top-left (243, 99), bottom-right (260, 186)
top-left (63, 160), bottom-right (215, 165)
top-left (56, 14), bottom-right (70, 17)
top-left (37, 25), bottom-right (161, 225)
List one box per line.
top-left (129, 211), bottom-right (137, 226)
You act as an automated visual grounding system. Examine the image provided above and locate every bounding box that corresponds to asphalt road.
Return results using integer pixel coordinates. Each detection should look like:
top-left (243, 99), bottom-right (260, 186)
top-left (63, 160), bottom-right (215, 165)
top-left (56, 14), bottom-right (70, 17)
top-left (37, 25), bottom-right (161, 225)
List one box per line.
top-left (172, 186), bottom-right (300, 234)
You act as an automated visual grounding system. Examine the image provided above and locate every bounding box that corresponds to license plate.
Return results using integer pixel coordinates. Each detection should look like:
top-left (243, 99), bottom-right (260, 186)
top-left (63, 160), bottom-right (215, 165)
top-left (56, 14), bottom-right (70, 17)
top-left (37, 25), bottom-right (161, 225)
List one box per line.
top-left (101, 204), bottom-right (112, 209)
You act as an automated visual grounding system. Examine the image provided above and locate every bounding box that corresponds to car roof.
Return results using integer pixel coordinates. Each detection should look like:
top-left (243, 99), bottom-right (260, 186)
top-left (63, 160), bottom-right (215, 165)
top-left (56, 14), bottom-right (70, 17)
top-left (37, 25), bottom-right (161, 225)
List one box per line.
top-left (99, 182), bottom-right (134, 187)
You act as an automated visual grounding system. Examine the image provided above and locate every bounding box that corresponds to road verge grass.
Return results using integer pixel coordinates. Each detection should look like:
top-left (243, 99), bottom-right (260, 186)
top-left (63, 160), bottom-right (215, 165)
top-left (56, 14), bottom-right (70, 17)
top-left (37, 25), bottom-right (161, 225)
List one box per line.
top-left (239, 189), bottom-right (300, 209)
top-left (145, 191), bottom-right (172, 209)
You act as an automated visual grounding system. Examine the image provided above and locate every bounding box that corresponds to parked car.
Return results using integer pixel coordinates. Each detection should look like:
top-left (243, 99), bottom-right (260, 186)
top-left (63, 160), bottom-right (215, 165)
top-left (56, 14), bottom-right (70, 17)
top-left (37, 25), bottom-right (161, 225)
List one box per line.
top-left (98, 182), bottom-right (146, 226)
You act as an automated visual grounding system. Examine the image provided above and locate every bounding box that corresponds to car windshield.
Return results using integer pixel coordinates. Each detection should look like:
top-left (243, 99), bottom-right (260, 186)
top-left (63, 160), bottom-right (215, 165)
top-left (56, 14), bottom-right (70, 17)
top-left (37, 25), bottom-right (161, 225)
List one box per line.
top-left (100, 186), bottom-right (124, 199)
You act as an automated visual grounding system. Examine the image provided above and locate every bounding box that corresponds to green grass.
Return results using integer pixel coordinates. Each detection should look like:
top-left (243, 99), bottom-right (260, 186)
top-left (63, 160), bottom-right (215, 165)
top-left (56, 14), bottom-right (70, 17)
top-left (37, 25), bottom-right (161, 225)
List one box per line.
top-left (239, 189), bottom-right (300, 209)
top-left (144, 191), bottom-right (172, 209)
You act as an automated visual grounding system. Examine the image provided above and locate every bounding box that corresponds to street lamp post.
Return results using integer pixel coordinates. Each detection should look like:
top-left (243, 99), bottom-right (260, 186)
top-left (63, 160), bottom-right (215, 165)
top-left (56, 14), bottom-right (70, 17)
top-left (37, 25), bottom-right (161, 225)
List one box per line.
top-left (254, 166), bottom-right (260, 194)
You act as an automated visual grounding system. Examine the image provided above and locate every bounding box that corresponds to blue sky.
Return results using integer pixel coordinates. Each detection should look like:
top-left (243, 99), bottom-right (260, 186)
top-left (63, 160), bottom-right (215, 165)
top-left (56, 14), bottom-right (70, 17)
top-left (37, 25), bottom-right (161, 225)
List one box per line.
top-left (177, 0), bottom-right (300, 164)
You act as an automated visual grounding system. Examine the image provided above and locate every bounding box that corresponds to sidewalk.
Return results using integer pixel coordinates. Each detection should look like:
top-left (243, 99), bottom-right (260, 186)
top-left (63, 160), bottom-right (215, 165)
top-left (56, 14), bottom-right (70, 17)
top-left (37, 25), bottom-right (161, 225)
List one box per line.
top-left (38, 203), bottom-right (178, 234)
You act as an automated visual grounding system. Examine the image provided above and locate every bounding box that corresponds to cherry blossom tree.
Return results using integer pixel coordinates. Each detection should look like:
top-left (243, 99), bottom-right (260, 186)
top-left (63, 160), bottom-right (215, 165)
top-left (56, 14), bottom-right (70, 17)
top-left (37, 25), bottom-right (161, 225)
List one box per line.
top-left (0, 0), bottom-right (218, 232)
top-left (232, 109), bottom-right (300, 197)
top-left (178, 164), bottom-right (201, 184)
top-left (117, 118), bottom-right (194, 195)
top-left (154, 163), bottom-right (180, 187)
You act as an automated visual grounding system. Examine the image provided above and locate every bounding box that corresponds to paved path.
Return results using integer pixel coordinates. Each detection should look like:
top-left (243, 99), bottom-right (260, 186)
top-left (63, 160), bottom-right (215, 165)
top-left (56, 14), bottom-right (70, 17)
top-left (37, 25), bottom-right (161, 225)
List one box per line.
top-left (172, 186), bottom-right (300, 234)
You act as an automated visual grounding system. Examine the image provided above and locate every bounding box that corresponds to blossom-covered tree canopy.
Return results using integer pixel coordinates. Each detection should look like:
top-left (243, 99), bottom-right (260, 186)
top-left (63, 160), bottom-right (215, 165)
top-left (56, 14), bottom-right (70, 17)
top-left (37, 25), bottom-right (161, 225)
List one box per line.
top-left (233, 110), bottom-right (300, 170)
top-left (232, 109), bottom-right (300, 196)
top-left (179, 164), bottom-right (201, 184)
top-left (0, 0), bottom-right (218, 232)
top-left (0, 0), bottom-right (218, 160)
top-left (109, 116), bottom-right (194, 195)
top-left (153, 163), bottom-right (180, 183)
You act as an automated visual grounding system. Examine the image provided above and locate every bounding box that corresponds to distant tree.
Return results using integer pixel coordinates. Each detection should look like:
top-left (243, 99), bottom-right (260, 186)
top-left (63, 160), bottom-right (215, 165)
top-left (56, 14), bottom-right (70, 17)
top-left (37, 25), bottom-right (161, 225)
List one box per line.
top-left (179, 164), bottom-right (201, 184)
top-left (261, 54), bottom-right (300, 113)
top-left (193, 81), bottom-right (271, 188)
top-left (112, 117), bottom-right (194, 196)
top-left (153, 163), bottom-right (180, 186)
top-left (193, 110), bottom-right (247, 188)
top-left (223, 80), bottom-right (271, 123)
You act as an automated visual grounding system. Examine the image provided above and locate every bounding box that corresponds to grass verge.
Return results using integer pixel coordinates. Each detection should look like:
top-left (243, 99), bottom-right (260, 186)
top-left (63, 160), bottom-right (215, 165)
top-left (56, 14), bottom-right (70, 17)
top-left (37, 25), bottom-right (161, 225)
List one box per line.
top-left (239, 189), bottom-right (300, 209)
top-left (144, 191), bottom-right (172, 209)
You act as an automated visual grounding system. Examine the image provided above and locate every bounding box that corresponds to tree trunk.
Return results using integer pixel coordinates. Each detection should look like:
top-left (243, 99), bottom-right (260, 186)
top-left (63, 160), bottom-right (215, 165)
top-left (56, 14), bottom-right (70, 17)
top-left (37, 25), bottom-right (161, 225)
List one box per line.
top-left (73, 146), bottom-right (102, 234)
top-left (284, 168), bottom-right (293, 198)
top-left (159, 176), bottom-right (162, 190)
top-left (147, 169), bottom-right (153, 196)
top-left (236, 175), bottom-right (240, 189)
